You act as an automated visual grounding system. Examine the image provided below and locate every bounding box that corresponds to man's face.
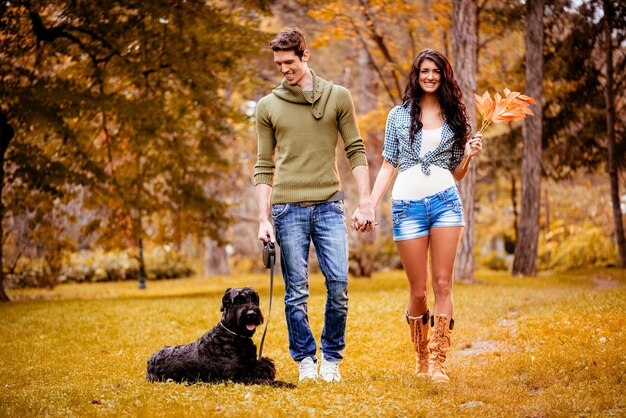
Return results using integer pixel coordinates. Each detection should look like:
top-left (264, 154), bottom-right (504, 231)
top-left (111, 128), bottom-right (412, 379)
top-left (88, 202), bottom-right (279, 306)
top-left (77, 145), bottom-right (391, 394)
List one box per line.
top-left (273, 50), bottom-right (309, 86)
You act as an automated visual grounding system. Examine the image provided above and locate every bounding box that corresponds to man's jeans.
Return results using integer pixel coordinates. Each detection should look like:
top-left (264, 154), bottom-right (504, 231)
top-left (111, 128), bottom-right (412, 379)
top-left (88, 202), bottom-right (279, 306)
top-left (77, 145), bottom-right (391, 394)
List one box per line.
top-left (271, 200), bottom-right (349, 363)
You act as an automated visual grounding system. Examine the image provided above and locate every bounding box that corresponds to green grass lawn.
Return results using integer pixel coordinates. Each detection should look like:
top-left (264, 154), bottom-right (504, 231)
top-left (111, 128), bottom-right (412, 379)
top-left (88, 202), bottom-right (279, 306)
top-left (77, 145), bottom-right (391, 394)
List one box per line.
top-left (1, 268), bottom-right (624, 417)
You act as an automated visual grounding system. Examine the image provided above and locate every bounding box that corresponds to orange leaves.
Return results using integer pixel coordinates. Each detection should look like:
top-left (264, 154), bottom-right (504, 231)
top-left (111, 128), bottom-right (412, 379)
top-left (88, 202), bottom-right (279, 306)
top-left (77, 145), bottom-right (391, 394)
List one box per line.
top-left (474, 88), bottom-right (536, 134)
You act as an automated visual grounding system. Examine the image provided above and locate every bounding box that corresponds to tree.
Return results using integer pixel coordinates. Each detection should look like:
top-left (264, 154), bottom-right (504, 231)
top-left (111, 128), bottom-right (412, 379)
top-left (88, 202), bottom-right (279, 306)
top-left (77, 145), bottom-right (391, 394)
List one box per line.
top-left (0, 112), bottom-right (13, 302)
top-left (452, 0), bottom-right (478, 282)
top-left (603, 0), bottom-right (626, 267)
top-left (0, 0), bottom-right (269, 298)
top-left (512, 0), bottom-right (544, 276)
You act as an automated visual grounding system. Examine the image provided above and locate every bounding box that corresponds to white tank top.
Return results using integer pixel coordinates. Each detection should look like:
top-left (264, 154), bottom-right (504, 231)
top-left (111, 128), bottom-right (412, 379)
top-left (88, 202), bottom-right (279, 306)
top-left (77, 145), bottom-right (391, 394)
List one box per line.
top-left (391, 127), bottom-right (456, 200)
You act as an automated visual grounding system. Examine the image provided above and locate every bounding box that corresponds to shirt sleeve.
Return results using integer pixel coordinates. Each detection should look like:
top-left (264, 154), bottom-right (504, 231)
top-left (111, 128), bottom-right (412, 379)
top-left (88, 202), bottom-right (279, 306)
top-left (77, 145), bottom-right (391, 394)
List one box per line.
top-left (448, 119), bottom-right (468, 172)
top-left (253, 97), bottom-right (276, 185)
top-left (336, 86), bottom-right (368, 169)
top-left (448, 140), bottom-right (465, 172)
top-left (382, 107), bottom-right (399, 167)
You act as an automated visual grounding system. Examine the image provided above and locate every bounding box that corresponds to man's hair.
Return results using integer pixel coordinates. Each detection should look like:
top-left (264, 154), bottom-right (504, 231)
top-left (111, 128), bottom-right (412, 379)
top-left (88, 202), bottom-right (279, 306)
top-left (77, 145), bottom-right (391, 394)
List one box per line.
top-left (269, 28), bottom-right (307, 58)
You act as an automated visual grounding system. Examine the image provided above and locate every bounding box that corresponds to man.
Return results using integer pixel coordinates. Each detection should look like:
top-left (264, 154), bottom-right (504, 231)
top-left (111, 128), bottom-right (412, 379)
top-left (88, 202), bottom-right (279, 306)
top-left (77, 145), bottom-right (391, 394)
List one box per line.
top-left (254, 27), bottom-right (374, 382)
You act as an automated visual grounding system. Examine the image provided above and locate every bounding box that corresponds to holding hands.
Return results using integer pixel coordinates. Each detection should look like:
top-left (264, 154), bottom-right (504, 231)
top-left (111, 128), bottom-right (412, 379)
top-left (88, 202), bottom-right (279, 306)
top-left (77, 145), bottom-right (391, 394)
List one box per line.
top-left (351, 204), bottom-right (376, 233)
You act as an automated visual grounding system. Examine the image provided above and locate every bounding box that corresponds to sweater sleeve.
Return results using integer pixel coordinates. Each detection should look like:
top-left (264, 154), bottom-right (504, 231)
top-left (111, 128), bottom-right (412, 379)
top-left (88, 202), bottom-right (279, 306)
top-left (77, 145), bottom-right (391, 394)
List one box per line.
top-left (253, 97), bottom-right (276, 186)
top-left (335, 86), bottom-right (368, 169)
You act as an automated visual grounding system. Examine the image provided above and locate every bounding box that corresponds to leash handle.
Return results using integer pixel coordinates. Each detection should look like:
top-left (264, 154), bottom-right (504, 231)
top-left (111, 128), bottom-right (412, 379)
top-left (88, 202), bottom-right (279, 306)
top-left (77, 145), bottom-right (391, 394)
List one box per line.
top-left (258, 241), bottom-right (275, 361)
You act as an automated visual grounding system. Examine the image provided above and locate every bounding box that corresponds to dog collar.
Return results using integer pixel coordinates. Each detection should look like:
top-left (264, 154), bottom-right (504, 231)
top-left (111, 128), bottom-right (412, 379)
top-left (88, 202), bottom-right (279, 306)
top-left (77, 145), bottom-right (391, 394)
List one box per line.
top-left (219, 321), bottom-right (251, 339)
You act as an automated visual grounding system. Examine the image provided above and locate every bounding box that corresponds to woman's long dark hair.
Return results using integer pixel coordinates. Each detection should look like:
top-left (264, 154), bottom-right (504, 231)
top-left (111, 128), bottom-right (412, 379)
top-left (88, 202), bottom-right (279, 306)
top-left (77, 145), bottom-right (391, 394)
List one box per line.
top-left (402, 49), bottom-right (470, 149)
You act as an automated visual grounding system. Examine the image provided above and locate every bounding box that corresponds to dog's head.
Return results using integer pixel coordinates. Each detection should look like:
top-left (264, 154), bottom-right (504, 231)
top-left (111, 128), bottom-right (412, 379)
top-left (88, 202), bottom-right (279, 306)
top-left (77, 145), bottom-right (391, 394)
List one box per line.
top-left (220, 287), bottom-right (264, 337)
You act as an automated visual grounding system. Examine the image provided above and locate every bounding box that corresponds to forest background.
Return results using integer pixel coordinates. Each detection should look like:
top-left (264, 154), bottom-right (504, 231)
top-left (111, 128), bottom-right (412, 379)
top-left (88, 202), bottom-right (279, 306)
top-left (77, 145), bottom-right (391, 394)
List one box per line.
top-left (0, 0), bottom-right (624, 300)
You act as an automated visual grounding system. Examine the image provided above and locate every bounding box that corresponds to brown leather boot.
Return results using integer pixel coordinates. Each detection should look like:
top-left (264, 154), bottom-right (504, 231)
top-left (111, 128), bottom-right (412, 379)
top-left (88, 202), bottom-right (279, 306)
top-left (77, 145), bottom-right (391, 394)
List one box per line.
top-left (406, 309), bottom-right (430, 376)
top-left (428, 314), bottom-right (454, 384)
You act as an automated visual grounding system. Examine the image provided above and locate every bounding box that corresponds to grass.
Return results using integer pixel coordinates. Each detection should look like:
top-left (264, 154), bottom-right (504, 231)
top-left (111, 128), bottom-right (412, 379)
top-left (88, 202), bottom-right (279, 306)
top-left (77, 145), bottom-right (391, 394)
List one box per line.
top-left (1, 268), bottom-right (625, 417)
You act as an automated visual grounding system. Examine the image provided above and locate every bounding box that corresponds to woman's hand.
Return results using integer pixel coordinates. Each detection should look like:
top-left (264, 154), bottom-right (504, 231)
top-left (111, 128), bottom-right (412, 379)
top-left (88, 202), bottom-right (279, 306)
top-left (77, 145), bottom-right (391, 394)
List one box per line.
top-left (465, 132), bottom-right (483, 158)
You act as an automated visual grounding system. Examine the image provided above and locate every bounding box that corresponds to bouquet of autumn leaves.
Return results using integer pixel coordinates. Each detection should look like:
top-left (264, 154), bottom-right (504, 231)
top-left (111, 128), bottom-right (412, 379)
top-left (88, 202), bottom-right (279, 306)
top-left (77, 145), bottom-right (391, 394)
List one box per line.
top-left (474, 88), bottom-right (536, 134)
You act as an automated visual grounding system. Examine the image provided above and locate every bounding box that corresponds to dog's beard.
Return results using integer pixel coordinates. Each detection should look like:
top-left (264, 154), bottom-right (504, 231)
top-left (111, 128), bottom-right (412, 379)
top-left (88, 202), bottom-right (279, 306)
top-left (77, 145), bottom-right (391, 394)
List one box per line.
top-left (223, 305), bottom-right (263, 337)
top-left (240, 307), bottom-right (263, 334)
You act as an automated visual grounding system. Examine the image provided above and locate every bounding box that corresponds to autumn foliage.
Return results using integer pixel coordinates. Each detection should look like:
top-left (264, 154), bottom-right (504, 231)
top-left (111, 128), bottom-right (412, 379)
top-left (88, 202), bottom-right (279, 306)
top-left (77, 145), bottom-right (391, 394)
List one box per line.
top-left (475, 88), bottom-right (536, 134)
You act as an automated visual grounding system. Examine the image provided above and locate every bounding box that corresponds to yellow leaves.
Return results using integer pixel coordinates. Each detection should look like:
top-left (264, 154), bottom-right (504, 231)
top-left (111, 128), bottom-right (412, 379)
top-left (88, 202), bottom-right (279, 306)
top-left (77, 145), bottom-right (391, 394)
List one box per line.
top-left (474, 88), bottom-right (536, 135)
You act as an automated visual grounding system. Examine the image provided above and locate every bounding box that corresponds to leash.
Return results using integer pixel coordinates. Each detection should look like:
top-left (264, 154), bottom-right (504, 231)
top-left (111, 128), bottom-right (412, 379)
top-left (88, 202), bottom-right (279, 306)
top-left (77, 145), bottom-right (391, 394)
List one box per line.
top-left (258, 241), bottom-right (275, 361)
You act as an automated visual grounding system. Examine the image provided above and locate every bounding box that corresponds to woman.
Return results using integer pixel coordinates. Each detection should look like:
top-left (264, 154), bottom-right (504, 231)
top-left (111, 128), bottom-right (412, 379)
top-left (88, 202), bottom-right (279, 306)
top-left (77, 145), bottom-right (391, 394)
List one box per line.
top-left (355, 49), bottom-right (482, 383)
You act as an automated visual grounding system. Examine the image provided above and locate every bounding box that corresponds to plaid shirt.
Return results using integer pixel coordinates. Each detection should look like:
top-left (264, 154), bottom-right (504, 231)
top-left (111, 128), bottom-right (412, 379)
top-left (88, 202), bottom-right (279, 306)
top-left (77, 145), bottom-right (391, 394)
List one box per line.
top-left (382, 104), bottom-right (465, 174)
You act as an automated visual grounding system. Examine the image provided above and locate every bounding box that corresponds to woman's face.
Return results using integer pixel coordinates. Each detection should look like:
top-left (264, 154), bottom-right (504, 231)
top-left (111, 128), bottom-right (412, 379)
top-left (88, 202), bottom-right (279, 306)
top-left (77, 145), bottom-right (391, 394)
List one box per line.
top-left (418, 59), bottom-right (441, 94)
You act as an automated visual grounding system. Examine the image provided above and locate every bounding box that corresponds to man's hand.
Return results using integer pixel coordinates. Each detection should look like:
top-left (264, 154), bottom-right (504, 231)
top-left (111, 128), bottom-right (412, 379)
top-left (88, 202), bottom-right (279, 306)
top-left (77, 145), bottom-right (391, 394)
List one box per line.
top-left (258, 219), bottom-right (275, 243)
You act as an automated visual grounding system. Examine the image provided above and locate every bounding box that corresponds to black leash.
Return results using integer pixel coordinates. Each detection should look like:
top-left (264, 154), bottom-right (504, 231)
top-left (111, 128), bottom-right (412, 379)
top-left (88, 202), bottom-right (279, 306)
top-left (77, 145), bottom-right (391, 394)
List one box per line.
top-left (258, 241), bottom-right (275, 361)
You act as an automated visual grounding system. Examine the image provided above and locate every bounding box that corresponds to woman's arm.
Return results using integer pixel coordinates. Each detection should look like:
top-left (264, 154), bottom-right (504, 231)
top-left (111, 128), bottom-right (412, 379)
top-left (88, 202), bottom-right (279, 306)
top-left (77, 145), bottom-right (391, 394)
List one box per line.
top-left (371, 160), bottom-right (397, 210)
top-left (453, 132), bottom-right (483, 181)
top-left (351, 160), bottom-right (396, 232)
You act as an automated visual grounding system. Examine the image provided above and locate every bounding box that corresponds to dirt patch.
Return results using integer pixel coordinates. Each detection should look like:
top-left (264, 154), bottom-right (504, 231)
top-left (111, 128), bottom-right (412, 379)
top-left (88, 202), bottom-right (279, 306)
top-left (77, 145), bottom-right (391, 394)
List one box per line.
top-left (458, 341), bottom-right (500, 356)
top-left (590, 275), bottom-right (619, 290)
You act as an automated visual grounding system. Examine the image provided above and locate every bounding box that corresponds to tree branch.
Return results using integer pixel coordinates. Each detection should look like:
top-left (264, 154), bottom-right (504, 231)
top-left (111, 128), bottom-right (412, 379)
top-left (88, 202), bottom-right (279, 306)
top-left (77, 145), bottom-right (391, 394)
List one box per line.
top-left (357, 0), bottom-right (403, 98)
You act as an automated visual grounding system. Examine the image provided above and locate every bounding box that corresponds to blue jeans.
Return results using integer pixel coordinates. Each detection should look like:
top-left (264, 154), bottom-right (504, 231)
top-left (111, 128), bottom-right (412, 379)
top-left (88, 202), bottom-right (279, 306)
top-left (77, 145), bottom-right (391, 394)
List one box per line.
top-left (271, 201), bottom-right (349, 363)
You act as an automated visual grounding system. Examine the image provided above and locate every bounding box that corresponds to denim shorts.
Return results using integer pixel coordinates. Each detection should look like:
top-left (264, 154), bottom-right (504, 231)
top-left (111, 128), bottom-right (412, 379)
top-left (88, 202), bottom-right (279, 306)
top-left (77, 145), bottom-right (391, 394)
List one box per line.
top-left (392, 186), bottom-right (465, 241)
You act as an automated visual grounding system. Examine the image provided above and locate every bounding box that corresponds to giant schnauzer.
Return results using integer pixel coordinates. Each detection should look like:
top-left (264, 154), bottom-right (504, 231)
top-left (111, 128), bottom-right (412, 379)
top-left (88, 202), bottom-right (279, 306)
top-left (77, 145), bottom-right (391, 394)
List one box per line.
top-left (146, 287), bottom-right (293, 387)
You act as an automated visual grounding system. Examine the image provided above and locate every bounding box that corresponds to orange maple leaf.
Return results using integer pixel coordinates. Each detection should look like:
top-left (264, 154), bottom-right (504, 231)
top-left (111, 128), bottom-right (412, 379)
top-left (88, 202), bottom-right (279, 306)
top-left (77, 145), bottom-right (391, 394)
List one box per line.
top-left (474, 88), bottom-right (536, 135)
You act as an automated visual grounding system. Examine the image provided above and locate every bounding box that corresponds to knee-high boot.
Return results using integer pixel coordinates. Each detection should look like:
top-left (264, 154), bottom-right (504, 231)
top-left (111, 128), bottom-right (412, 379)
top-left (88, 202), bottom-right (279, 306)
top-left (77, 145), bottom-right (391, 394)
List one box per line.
top-left (406, 309), bottom-right (430, 376)
top-left (428, 314), bottom-right (454, 384)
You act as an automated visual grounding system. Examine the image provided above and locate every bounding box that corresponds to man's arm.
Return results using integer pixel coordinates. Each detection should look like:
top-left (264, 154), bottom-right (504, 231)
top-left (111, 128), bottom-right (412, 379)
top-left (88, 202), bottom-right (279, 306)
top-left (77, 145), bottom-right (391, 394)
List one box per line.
top-left (334, 87), bottom-right (374, 231)
top-left (255, 183), bottom-right (274, 243)
top-left (254, 98), bottom-right (276, 242)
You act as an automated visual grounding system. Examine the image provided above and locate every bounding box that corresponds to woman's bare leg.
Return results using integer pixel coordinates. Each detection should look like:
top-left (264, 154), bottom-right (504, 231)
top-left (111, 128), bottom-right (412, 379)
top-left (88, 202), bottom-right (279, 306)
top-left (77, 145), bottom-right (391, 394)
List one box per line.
top-left (396, 236), bottom-right (430, 316)
top-left (429, 226), bottom-right (463, 317)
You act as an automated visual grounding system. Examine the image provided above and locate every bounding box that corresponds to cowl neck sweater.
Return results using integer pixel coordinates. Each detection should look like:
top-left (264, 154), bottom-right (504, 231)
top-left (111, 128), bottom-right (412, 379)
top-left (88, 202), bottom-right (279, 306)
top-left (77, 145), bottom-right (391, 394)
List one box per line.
top-left (271, 69), bottom-right (334, 120)
top-left (254, 69), bottom-right (368, 204)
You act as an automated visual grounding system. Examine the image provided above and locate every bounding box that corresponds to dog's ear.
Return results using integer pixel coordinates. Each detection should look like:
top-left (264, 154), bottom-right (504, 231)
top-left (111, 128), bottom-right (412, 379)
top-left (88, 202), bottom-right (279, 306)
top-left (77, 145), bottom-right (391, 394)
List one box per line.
top-left (220, 288), bottom-right (232, 312)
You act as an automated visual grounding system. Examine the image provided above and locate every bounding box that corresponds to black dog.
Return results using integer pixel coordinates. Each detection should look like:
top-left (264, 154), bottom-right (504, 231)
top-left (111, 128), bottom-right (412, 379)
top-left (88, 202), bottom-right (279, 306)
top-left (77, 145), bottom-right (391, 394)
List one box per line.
top-left (146, 287), bottom-right (293, 387)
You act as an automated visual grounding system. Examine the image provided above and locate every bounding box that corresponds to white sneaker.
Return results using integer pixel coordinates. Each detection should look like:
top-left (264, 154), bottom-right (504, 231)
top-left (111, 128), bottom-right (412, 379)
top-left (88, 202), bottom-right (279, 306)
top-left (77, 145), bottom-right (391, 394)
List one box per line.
top-left (319, 357), bottom-right (341, 382)
top-left (298, 357), bottom-right (318, 381)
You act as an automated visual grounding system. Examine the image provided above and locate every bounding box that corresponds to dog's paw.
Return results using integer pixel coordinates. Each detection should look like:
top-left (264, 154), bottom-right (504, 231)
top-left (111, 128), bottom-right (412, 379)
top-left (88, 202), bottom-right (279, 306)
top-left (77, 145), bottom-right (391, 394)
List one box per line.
top-left (270, 380), bottom-right (297, 389)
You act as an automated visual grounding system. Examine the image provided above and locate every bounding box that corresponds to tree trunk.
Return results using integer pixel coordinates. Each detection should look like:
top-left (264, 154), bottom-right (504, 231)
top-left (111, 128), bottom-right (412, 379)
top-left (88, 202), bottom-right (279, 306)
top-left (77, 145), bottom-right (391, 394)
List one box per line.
top-left (138, 235), bottom-right (147, 289)
top-left (135, 159), bottom-right (147, 289)
top-left (511, 175), bottom-right (519, 239)
top-left (452, 0), bottom-right (478, 282)
top-left (603, 0), bottom-right (626, 268)
top-left (512, 0), bottom-right (544, 276)
top-left (204, 238), bottom-right (231, 276)
top-left (544, 186), bottom-right (551, 266)
top-left (0, 112), bottom-right (13, 302)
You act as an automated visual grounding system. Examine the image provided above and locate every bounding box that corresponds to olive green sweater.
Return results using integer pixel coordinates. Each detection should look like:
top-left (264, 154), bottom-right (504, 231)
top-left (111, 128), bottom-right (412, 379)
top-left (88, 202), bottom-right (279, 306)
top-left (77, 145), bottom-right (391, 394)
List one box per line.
top-left (254, 69), bottom-right (368, 204)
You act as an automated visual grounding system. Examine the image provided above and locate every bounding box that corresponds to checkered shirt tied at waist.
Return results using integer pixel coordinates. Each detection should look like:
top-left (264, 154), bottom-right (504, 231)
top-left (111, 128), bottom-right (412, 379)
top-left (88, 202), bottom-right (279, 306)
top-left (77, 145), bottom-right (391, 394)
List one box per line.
top-left (381, 104), bottom-right (465, 174)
